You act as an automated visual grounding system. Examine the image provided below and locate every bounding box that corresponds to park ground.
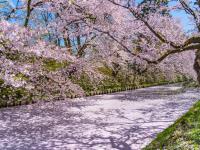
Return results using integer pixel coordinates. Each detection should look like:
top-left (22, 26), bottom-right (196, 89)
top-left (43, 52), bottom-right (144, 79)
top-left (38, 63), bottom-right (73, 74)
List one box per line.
top-left (0, 84), bottom-right (200, 150)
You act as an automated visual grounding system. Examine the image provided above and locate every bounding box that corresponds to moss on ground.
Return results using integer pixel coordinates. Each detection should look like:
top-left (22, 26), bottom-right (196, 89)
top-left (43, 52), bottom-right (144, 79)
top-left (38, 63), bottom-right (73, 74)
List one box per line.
top-left (43, 59), bottom-right (70, 71)
top-left (144, 101), bottom-right (200, 150)
top-left (98, 66), bottom-right (113, 77)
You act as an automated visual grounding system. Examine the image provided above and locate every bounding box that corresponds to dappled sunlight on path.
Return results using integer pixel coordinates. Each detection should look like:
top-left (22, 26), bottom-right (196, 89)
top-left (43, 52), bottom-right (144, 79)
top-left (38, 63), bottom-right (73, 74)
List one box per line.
top-left (0, 84), bottom-right (200, 150)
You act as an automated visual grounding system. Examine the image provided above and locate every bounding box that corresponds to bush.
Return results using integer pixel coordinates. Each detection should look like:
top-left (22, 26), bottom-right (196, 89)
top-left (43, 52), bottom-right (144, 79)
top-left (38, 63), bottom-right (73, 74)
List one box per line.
top-left (70, 73), bottom-right (95, 93)
top-left (43, 59), bottom-right (70, 71)
top-left (0, 81), bottom-right (30, 106)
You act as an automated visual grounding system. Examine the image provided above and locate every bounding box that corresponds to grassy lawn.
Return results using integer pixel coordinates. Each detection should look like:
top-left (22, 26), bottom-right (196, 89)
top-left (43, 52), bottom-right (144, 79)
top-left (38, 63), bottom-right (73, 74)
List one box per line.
top-left (144, 100), bottom-right (200, 150)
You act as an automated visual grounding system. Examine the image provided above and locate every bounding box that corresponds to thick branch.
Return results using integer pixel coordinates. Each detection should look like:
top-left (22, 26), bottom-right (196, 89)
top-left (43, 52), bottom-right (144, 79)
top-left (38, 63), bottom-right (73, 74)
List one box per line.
top-left (183, 36), bottom-right (200, 47)
top-left (149, 44), bottom-right (200, 64)
top-left (179, 0), bottom-right (200, 32)
top-left (107, 0), bottom-right (181, 49)
top-left (24, 0), bottom-right (32, 27)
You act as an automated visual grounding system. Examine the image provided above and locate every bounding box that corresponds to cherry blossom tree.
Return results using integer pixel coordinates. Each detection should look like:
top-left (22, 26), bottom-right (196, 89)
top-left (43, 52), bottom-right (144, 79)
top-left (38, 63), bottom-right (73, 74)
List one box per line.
top-left (105, 0), bottom-right (200, 82)
top-left (0, 0), bottom-right (198, 102)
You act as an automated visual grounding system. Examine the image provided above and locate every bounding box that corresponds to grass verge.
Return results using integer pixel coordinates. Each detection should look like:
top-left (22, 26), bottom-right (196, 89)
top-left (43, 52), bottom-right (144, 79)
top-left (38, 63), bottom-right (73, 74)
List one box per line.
top-left (144, 100), bottom-right (200, 150)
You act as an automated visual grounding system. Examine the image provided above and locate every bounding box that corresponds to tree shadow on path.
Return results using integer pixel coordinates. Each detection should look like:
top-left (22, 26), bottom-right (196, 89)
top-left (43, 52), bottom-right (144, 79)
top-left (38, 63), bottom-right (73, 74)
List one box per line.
top-left (0, 85), bottom-right (200, 150)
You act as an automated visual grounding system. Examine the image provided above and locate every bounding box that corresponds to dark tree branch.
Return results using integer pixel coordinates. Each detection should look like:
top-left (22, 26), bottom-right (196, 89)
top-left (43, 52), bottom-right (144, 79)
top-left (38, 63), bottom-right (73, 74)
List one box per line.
top-left (149, 44), bottom-right (200, 64)
top-left (179, 0), bottom-right (200, 32)
top-left (106, 0), bottom-right (200, 64)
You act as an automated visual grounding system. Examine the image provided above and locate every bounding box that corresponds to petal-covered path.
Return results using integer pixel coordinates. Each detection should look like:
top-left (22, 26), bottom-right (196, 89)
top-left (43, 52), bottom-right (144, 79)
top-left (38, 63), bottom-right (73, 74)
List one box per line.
top-left (0, 84), bottom-right (200, 150)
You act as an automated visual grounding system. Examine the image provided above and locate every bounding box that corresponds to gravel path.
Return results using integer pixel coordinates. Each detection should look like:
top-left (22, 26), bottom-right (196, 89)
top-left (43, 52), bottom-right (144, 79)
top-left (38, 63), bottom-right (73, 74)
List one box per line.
top-left (0, 84), bottom-right (200, 150)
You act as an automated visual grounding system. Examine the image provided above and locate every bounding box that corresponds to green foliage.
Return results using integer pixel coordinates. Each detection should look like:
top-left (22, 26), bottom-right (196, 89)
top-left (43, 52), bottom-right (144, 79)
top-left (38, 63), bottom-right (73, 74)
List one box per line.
top-left (5, 52), bottom-right (21, 61)
top-left (187, 129), bottom-right (200, 143)
top-left (4, 51), bottom-right (41, 64)
top-left (98, 66), bottom-right (113, 77)
top-left (183, 80), bottom-right (199, 88)
top-left (96, 65), bottom-right (176, 92)
top-left (0, 79), bottom-right (31, 106)
top-left (144, 101), bottom-right (200, 150)
top-left (0, 62), bottom-right (188, 107)
top-left (14, 73), bottom-right (29, 81)
top-left (0, 79), bottom-right (4, 85)
top-left (0, 84), bottom-right (30, 106)
top-left (176, 75), bottom-right (183, 82)
top-left (97, 78), bottom-right (121, 91)
top-left (97, 66), bottom-right (135, 90)
top-left (70, 73), bottom-right (95, 93)
top-left (43, 59), bottom-right (69, 71)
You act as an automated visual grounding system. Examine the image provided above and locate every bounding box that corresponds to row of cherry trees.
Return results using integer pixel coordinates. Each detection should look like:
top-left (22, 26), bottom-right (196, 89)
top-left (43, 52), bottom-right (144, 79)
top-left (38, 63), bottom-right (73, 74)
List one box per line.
top-left (0, 0), bottom-right (199, 100)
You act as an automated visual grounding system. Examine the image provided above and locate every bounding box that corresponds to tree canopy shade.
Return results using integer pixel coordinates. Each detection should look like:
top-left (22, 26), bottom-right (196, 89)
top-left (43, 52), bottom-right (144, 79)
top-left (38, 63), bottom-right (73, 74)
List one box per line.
top-left (0, 0), bottom-right (198, 100)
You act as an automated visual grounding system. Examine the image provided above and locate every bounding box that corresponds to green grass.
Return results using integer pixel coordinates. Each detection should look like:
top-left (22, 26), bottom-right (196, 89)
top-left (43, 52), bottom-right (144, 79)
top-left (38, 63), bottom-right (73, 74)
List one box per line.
top-left (43, 59), bottom-right (70, 71)
top-left (183, 80), bottom-right (199, 88)
top-left (144, 100), bottom-right (200, 150)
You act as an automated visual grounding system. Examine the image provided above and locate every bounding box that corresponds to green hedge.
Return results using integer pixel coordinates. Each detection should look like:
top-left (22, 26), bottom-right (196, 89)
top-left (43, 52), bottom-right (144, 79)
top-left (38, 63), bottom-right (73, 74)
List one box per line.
top-left (0, 64), bottom-right (189, 108)
top-left (0, 79), bottom-right (32, 108)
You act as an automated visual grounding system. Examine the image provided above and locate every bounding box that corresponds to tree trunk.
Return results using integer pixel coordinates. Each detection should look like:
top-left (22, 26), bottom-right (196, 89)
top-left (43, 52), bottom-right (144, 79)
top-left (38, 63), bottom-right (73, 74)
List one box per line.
top-left (24, 0), bottom-right (32, 27)
top-left (194, 49), bottom-right (200, 83)
top-left (64, 37), bottom-right (72, 54)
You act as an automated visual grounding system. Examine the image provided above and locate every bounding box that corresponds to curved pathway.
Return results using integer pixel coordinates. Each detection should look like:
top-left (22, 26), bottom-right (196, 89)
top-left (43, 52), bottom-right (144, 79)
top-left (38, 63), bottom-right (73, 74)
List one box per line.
top-left (0, 84), bottom-right (200, 150)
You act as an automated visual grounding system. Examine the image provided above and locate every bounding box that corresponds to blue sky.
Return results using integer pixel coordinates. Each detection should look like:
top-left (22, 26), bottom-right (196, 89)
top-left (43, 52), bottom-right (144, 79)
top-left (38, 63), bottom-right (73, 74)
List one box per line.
top-left (168, 0), bottom-right (195, 33)
top-left (171, 10), bottom-right (194, 32)
top-left (8, 0), bottom-right (194, 32)
top-left (134, 0), bottom-right (195, 32)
